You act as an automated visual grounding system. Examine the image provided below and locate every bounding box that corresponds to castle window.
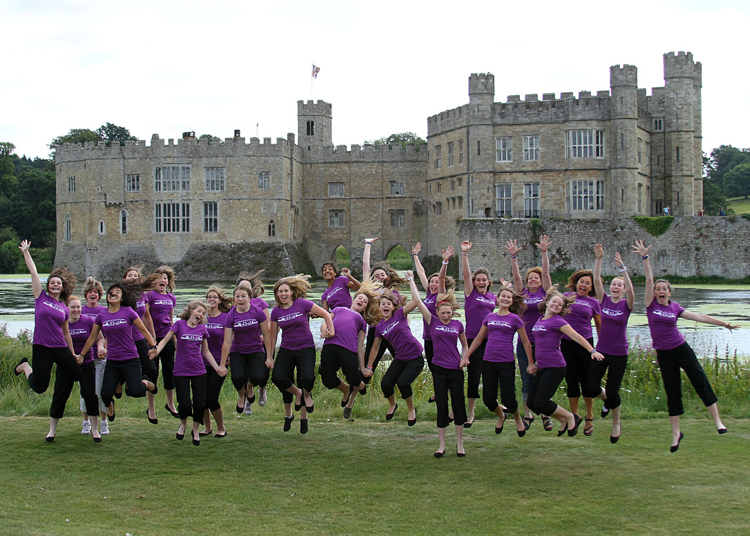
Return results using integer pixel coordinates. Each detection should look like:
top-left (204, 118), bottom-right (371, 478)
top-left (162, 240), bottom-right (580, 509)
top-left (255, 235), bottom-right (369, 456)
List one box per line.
top-left (268, 220), bottom-right (276, 237)
top-left (205, 168), bottom-right (226, 192)
top-left (524, 184), bottom-right (540, 218)
top-left (389, 181), bottom-right (405, 196)
top-left (621, 134), bottom-right (624, 151)
top-left (155, 166), bottom-right (190, 192)
top-left (120, 210), bottom-right (128, 234)
top-left (437, 182), bottom-right (442, 193)
top-left (390, 209), bottom-right (405, 227)
top-left (155, 202), bottom-right (190, 233)
top-left (448, 143), bottom-right (454, 166)
top-left (451, 180), bottom-right (455, 192)
top-left (457, 178), bottom-right (463, 188)
top-left (329, 210), bottom-right (344, 228)
top-left (458, 140), bottom-right (464, 164)
top-left (203, 202), bottom-right (218, 233)
top-left (565, 130), bottom-right (604, 159)
top-left (436, 202), bottom-right (442, 216)
top-left (452, 197), bottom-right (457, 210)
top-left (306, 121), bottom-right (315, 136)
top-left (496, 184), bottom-right (512, 217)
top-left (328, 182), bottom-right (344, 197)
top-left (638, 138), bottom-right (642, 164)
top-left (495, 137), bottom-right (512, 162)
top-left (637, 184), bottom-right (643, 213)
top-left (566, 180), bottom-right (605, 212)
top-left (676, 146), bottom-right (680, 163)
top-left (523, 136), bottom-right (540, 161)
top-left (126, 174), bottom-right (140, 192)
top-left (63, 214), bottom-right (71, 242)
top-left (98, 221), bottom-right (105, 235)
top-left (68, 176), bottom-right (76, 194)
top-left (477, 140), bottom-right (481, 156)
top-left (646, 143), bottom-right (650, 165)
top-left (653, 118), bottom-right (663, 131)
top-left (258, 172), bottom-right (270, 189)
top-left (458, 197), bottom-right (463, 209)
top-left (434, 145), bottom-right (442, 169)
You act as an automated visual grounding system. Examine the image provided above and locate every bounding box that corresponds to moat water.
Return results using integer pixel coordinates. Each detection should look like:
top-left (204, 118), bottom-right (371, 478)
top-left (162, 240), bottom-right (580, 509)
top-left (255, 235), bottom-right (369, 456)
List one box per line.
top-left (1, 277), bottom-right (747, 358)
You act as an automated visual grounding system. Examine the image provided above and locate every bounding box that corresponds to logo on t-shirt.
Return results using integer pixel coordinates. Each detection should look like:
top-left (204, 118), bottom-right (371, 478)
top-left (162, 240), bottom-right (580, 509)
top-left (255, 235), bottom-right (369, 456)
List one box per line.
top-left (278, 312), bottom-right (303, 323)
top-left (525, 297), bottom-right (543, 305)
top-left (180, 333), bottom-right (205, 342)
top-left (475, 296), bottom-right (495, 306)
top-left (574, 299), bottom-right (593, 309)
top-left (434, 325), bottom-right (458, 335)
top-left (153, 299), bottom-right (173, 306)
top-left (652, 310), bottom-right (676, 319)
top-left (69, 328), bottom-right (89, 336)
top-left (381, 320), bottom-right (399, 337)
top-left (234, 319), bottom-right (259, 328)
top-left (206, 322), bottom-right (224, 330)
top-left (102, 319), bottom-right (128, 327)
top-left (602, 308), bottom-right (624, 317)
top-left (487, 320), bottom-right (513, 329)
top-left (532, 325), bottom-right (547, 332)
top-left (43, 300), bottom-right (66, 314)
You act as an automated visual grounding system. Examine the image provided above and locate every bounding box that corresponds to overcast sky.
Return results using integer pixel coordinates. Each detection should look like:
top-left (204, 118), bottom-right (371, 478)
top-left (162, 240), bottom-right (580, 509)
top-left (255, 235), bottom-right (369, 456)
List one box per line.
top-left (2, 0), bottom-right (748, 160)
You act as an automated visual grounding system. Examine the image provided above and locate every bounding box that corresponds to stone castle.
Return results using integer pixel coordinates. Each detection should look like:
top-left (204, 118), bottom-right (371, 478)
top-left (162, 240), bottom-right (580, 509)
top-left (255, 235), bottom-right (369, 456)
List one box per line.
top-left (54, 52), bottom-right (703, 279)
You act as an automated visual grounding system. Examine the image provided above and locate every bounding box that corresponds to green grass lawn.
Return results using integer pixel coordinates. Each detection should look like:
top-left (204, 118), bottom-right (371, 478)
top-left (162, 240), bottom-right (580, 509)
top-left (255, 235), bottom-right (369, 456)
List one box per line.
top-left (1, 412), bottom-right (748, 534)
top-left (727, 196), bottom-right (750, 214)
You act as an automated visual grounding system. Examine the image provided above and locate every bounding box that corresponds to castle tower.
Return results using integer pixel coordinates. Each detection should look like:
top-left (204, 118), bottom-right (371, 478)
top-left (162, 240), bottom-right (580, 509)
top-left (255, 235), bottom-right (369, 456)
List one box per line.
top-left (297, 100), bottom-right (332, 150)
top-left (610, 64), bottom-right (639, 216)
top-left (468, 73), bottom-right (495, 106)
top-left (663, 51), bottom-right (699, 216)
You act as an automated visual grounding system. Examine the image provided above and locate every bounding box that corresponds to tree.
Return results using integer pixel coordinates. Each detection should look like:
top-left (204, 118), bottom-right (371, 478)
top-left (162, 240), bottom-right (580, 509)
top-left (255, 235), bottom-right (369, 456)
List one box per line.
top-left (0, 142), bottom-right (18, 198)
top-left (96, 122), bottom-right (137, 146)
top-left (702, 179), bottom-right (727, 215)
top-left (365, 132), bottom-right (426, 148)
top-left (705, 145), bottom-right (750, 191)
top-left (722, 163), bottom-right (750, 199)
top-left (8, 168), bottom-right (56, 246)
top-left (48, 128), bottom-right (101, 155)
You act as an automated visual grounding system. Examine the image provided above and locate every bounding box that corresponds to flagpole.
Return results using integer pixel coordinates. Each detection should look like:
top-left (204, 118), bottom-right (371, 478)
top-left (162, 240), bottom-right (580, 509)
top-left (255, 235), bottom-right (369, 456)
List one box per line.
top-left (311, 62), bottom-right (314, 101)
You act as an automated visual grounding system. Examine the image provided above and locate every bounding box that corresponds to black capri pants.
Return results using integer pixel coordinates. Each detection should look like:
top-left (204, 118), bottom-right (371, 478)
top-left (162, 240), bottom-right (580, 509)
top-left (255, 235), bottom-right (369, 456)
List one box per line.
top-left (561, 338), bottom-right (594, 398)
top-left (432, 364), bottom-right (467, 428)
top-left (50, 361), bottom-right (98, 419)
top-left (482, 360), bottom-right (519, 414)
top-left (363, 326), bottom-right (394, 384)
top-left (466, 338), bottom-right (486, 399)
top-left (320, 344), bottom-right (362, 390)
top-left (135, 339), bottom-right (158, 383)
top-left (155, 336), bottom-right (175, 390)
top-left (583, 352), bottom-right (627, 410)
top-left (174, 374), bottom-right (207, 423)
top-left (516, 342), bottom-right (535, 402)
top-left (423, 340), bottom-right (435, 372)
top-left (230, 351), bottom-right (269, 392)
top-left (656, 342), bottom-right (718, 417)
top-left (27, 344), bottom-right (81, 394)
top-left (205, 366), bottom-right (226, 413)
top-left (101, 358), bottom-right (147, 407)
top-left (272, 347), bottom-right (316, 404)
top-left (528, 366), bottom-right (567, 417)
top-left (381, 355), bottom-right (424, 400)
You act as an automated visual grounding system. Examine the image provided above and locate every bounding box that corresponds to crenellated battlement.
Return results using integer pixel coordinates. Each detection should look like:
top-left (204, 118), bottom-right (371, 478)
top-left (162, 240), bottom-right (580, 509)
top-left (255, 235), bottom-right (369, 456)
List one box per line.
top-left (297, 99), bottom-right (332, 116)
top-left (303, 142), bottom-right (427, 164)
top-left (610, 64), bottom-right (638, 87)
top-left (664, 51), bottom-right (697, 79)
top-left (469, 73), bottom-right (495, 95)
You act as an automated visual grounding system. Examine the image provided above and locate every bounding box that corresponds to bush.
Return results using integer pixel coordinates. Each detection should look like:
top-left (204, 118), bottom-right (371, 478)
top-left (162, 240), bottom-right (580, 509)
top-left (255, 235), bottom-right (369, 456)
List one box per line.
top-left (632, 216), bottom-right (674, 237)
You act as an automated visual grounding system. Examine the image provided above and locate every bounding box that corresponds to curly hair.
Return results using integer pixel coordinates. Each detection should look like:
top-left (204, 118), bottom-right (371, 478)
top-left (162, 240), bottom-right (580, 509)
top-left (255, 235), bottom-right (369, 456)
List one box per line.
top-left (428, 272), bottom-right (457, 292)
top-left (273, 274), bottom-right (312, 307)
top-left (435, 290), bottom-right (462, 318)
top-left (566, 269), bottom-right (596, 297)
top-left (143, 265), bottom-right (176, 292)
top-left (352, 278), bottom-right (382, 325)
top-left (496, 283), bottom-right (527, 316)
top-left (106, 281), bottom-right (141, 310)
top-left (236, 270), bottom-right (265, 298)
top-left (371, 262), bottom-right (406, 289)
top-left (82, 276), bottom-right (104, 301)
top-left (472, 267), bottom-right (493, 292)
top-left (47, 267), bottom-right (77, 304)
top-left (179, 300), bottom-right (208, 323)
top-left (321, 262), bottom-right (341, 277)
top-left (538, 286), bottom-right (574, 316)
top-left (206, 285), bottom-right (232, 313)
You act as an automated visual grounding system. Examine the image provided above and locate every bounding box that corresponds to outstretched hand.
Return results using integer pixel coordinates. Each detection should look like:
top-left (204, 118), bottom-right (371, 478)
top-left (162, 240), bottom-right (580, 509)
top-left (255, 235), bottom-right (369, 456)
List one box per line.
top-left (594, 244), bottom-right (604, 259)
top-left (364, 237), bottom-right (379, 244)
top-left (536, 234), bottom-right (551, 253)
top-left (19, 240), bottom-right (31, 252)
top-left (442, 245), bottom-right (455, 262)
top-left (505, 239), bottom-right (521, 257)
top-left (632, 240), bottom-right (651, 257)
top-left (461, 241), bottom-right (472, 253)
top-left (412, 242), bottom-right (422, 255)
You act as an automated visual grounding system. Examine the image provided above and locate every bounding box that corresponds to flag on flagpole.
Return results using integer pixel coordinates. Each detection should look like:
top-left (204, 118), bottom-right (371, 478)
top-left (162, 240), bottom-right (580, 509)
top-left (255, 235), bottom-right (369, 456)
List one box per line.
top-left (312, 64), bottom-right (321, 79)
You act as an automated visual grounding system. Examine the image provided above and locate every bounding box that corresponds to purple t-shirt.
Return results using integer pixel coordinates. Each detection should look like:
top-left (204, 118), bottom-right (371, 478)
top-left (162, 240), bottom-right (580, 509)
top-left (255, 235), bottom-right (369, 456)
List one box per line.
top-left (521, 287), bottom-right (546, 344)
top-left (95, 307), bottom-right (139, 361)
top-left (147, 290), bottom-right (176, 338)
top-left (531, 315), bottom-right (568, 369)
top-left (33, 290), bottom-right (69, 348)
top-left (81, 304), bottom-right (106, 320)
top-left (325, 306), bottom-right (367, 354)
top-left (422, 292), bottom-right (438, 341)
top-left (130, 295), bottom-right (149, 342)
top-left (69, 315), bottom-right (96, 365)
top-left (226, 305), bottom-right (266, 354)
top-left (646, 300), bottom-right (686, 351)
top-left (374, 308), bottom-right (423, 361)
top-left (561, 293), bottom-right (601, 340)
top-left (465, 288), bottom-right (497, 339)
top-left (322, 276), bottom-right (353, 310)
top-left (170, 320), bottom-right (210, 377)
top-left (206, 311), bottom-right (228, 364)
top-left (271, 298), bottom-right (315, 351)
top-left (428, 316), bottom-right (463, 370)
top-left (483, 312), bottom-right (524, 363)
top-left (251, 297), bottom-right (270, 316)
top-left (596, 294), bottom-right (632, 355)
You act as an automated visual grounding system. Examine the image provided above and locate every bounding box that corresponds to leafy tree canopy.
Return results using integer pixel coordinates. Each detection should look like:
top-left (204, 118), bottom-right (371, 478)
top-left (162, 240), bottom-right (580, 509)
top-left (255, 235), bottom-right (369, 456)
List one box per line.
top-left (366, 132), bottom-right (426, 148)
top-left (723, 162), bottom-right (750, 199)
top-left (705, 145), bottom-right (750, 190)
top-left (702, 178), bottom-right (727, 215)
top-left (96, 122), bottom-right (137, 146)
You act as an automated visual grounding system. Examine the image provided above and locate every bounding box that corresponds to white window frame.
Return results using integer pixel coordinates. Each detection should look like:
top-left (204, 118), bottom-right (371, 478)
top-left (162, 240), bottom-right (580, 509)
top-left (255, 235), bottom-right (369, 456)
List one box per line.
top-left (390, 209), bottom-right (405, 227)
top-left (495, 137), bottom-right (512, 162)
top-left (565, 130), bottom-right (605, 159)
top-left (205, 168), bottom-right (226, 192)
top-left (155, 166), bottom-right (190, 192)
top-left (566, 180), bottom-right (605, 212)
top-left (434, 145), bottom-right (442, 169)
top-left (328, 210), bottom-right (344, 228)
top-left (328, 182), bottom-right (344, 197)
top-left (203, 202), bottom-right (218, 233)
top-left (68, 176), bottom-right (76, 194)
top-left (389, 181), bottom-right (405, 196)
top-left (155, 202), bottom-right (190, 233)
top-left (258, 171), bottom-right (270, 189)
top-left (524, 183), bottom-right (540, 218)
top-left (495, 183), bottom-right (512, 217)
top-left (126, 174), bottom-right (140, 192)
top-left (523, 136), bottom-right (540, 161)
top-left (448, 142), bottom-right (454, 166)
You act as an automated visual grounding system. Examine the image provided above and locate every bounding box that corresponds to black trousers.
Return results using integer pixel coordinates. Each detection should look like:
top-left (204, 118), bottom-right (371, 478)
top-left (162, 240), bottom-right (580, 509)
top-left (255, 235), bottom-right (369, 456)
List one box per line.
top-left (528, 366), bottom-right (566, 417)
top-left (381, 356), bottom-right (424, 400)
top-left (50, 361), bottom-right (98, 419)
top-left (101, 358), bottom-right (147, 407)
top-left (155, 336), bottom-right (175, 390)
top-left (363, 326), bottom-right (394, 384)
top-left (230, 351), bottom-right (269, 391)
top-left (432, 364), bottom-right (467, 428)
top-left (583, 352), bottom-right (627, 410)
top-left (423, 340), bottom-right (435, 372)
top-left (135, 339), bottom-right (158, 383)
top-left (319, 344), bottom-right (362, 390)
top-left (656, 342), bottom-right (718, 417)
top-left (27, 344), bottom-right (81, 394)
top-left (466, 338), bottom-right (486, 399)
top-left (482, 360), bottom-right (518, 414)
top-left (516, 342), bottom-right (535, 401)
top-left (561, 338), bottom-right (594, 398)
top-left (272, 347), bottom-right (316, 404)
top-left (205, 366), bottom-right (226, 412)
top-left (174, 374), bottom-right (207, 423)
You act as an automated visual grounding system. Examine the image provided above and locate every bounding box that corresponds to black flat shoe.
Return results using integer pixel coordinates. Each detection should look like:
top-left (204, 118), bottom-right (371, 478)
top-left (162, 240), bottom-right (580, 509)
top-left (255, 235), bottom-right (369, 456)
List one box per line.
top-left (601, 406), bottom-right (610, 418)
top-left (214, 431), bottom-right (228, 438)
top-left (283, 415), bottom-right (294, 432)
top-left (341, 388), bottom-right (353, 408)
top-left (670, 432), bottom-right (684, 453)
top-left (236, 404), bottom-right (244, 414)
top-left (495, 414), bottom-right (506, 434)
top-left (93, 436), bottom-right (102, 443)
top-left (45, 435), bottom-right (55, 442)
top-left (14, 357), bottom-right (28, 376)
top-left (523, 416), bottom-right (534, 429)
top-left (408, 408), bottom-right (417, 427)
top-left (610, 434), bottom-right (620, 444)
top-left (386, 403), bottom-right (398, 421)
top-left (358, 385), bottom-right (367, 396)
top-left (718, 427), bottom-right (728, 435)
top-left (147, 410), bottom-right (158, 425)
top-left (434, 450), bottom-right (445, 458)
top-left (557, 422), bottom-right (569, 437)
top-left (517, 427), bottom-right (526, 438)
top-left (428, 395), bottom-right (436, 404)
top-left (463, 418), bottom-right (475, 429)
top-left (304, 393), bottom-right (314, 414)
top-left (568, 415), bottom-right (583, 437)
top-left (107, 400), bottom-right (116, 422)
top-left (192, 435), bottom-right (200, 446)
top-left (583, 417), bottom-right (594, 436)
top-left (300, 418), bottom-right (309, 434)
top-left (176, 431), bottom-right (184, 440)
top-left (199, 429), bottom-right (213, 437)
top-left (165, 404), bottom-right (180, 418)
top-left (456, 449), bottom-right (466, 458)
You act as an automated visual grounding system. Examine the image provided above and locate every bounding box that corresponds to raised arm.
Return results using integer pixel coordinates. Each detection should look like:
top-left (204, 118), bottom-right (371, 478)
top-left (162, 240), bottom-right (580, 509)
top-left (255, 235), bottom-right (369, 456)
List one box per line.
top-left (342, 267), bottom-right (361, 291)
top-left (461, 241), bottom-right (473, 297)
top-left (593, 244), bottom-right (605, 302)
top-left (679, 310), bottom-right (740, 330)
top-left (362, 237), bottom-right (378, 279)
top-left (407, 270), bottom-right (431, 324)
top-left (632, 240), bottom-right (653, 307)
top-left (438, 245), bottom-right (454, 294)
top-left (615, 252), bottom-right (635, 310)
top-left (537, 234), bottom-right (553, 291)
top-left (19, 240), bottom-right (42, 299)
top-left (411, 242), bottom-right (429, 291)
top-left (505, 239), bottom-right (524, 292)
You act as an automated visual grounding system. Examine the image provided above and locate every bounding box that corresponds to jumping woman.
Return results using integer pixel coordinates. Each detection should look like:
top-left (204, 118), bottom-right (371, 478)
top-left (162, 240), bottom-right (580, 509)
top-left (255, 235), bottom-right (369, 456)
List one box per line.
top-left (78, 277), bottom-right (108, 435)
top-left (320, 262), bottom-right (361, 311)
top-left (200, 285), bottom-right (232, 437)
